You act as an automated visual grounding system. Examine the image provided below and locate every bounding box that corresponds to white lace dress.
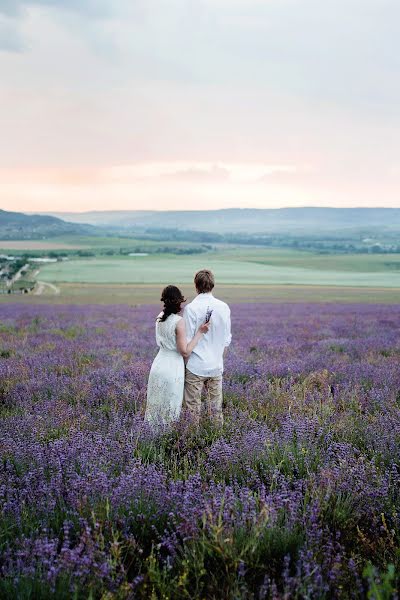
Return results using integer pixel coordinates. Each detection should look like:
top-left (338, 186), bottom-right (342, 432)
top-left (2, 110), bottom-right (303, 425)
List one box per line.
top-left (144, 313), bottom-right (185, 426)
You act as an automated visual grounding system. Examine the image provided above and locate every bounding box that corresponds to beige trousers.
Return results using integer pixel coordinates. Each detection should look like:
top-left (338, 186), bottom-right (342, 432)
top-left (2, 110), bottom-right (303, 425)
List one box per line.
top-left (183, 368), bottom-right (223, 426)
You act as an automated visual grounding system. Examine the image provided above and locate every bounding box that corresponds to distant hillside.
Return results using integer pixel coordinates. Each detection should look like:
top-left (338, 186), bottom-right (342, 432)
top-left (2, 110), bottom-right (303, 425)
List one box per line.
top-left (41, 207), bottom-right (400, 234)
top-left (0, 209), bottom-right (94, 240)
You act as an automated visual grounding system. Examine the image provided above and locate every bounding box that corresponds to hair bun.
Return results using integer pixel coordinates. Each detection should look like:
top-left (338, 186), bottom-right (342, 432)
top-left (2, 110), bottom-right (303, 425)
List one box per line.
top-left (158, 285), bottom-right (186, 322)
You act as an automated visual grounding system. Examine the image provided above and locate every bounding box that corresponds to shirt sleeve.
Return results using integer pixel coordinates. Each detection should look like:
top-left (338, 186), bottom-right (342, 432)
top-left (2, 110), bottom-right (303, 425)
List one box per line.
top-left (224, 307), bottom-right (232, 347)
top-left (184, 305), bottom-right (196, 342)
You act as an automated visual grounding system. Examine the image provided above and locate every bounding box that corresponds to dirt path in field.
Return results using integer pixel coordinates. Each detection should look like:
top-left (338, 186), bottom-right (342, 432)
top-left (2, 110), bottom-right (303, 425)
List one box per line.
top-left (34, 281), bottom-right (60, 295)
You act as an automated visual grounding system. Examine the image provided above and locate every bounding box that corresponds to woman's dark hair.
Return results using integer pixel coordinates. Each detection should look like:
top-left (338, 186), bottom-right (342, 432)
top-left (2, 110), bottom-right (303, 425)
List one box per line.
top-left (158, 285), bottom-right (186, 322)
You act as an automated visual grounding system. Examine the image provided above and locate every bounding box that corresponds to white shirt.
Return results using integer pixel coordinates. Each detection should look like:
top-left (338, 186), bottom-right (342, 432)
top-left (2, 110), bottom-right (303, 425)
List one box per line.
top-left (184, 292), bottom-right (232, 377)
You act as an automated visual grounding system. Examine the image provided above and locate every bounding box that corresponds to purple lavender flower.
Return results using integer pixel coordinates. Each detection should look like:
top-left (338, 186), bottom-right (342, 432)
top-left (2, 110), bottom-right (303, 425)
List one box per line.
top-left (0, 302), bottom-right (399, 597)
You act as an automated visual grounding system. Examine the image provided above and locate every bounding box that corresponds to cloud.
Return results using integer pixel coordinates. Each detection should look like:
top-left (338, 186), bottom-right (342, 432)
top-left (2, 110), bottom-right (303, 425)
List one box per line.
top-left (0, 0), bottom-right (113, 18)
top-left (0, 161), bottom-right (301, 188)
top-left (105, 162), bottom-right (302, 184)
top-left (0, 0), bottom-right (114, 54)
top-left (0, 15), bottom-right (24, 51)
top-left (158, 165), bottom-right (230, 183)
top-left (0, 1), bottom-right (399, 210)
top-left (2, 0), bottom-right (400, 114)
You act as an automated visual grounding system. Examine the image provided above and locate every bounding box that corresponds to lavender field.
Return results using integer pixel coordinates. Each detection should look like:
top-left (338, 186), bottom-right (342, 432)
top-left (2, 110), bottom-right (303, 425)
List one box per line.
top-left (1, 303), bottom-right (400, 599)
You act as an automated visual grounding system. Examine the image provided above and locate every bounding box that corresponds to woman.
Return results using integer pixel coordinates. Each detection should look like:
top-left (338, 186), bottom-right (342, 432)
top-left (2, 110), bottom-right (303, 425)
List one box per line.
top-left (144, 285), bottom-right (209, 427)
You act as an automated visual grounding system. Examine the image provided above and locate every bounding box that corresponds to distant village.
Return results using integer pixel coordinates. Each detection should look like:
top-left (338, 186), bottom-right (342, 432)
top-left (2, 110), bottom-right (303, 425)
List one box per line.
top-left (0, 255), bottom-right (63, 294)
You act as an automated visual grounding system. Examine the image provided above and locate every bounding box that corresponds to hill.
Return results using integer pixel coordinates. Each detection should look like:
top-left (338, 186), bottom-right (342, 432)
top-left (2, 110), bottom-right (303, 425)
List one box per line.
top-left (0, 209), bottom-right (95, 240)
top-left (40, 207), bottom-right (400, 234)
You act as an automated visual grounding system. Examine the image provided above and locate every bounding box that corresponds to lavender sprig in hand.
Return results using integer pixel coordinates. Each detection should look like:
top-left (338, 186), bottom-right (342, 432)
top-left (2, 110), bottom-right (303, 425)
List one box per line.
top-left (205, 307), bottom-right (213, 323)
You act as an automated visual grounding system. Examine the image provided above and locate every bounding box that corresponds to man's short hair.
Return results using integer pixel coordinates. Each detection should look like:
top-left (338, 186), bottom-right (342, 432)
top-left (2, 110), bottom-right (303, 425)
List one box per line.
top-left (194, 269), bottom-right (215, 293)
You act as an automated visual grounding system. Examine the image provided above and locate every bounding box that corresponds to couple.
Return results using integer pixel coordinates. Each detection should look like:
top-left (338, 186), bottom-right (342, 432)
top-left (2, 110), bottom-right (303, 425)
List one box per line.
top-left (144, 269), bottom-right (232, 428)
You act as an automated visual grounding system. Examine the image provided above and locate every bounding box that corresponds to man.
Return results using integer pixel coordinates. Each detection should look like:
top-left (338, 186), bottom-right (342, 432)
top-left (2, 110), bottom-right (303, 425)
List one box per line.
top-left (183, 269), bottom-right (231, 426)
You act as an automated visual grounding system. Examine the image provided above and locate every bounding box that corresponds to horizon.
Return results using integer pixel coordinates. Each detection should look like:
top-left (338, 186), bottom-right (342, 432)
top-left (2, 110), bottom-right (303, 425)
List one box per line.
top-left (30, 205), bottom-right (400, 215)
top-left (1, 1), bottom-right (399, 212)
top-left (2, 205), bottom-right (400, 217)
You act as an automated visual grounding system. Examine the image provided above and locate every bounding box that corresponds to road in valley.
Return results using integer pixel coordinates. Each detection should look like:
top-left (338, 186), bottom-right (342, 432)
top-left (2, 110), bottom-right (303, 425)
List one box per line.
top-left (34, 281), bottom-right (60, 295)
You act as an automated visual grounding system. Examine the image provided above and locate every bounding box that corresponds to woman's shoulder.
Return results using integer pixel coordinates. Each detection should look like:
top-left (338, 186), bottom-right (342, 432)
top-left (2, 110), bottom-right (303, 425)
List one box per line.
top-left (156, 312), bottom-right (182, 324)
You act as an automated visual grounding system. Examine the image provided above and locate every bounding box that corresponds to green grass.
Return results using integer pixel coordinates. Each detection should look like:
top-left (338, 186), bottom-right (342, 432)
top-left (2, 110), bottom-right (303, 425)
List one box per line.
top-left (0, 234), bottom-right (205, 254)
top-left (37, 252), bottom-right (400, 287)
top-left (52, 234), bottom-right (194, 248)
top-left (1, 243), bottom-right (400, 304)
top-left (225, 247), bottom-right (400, 272)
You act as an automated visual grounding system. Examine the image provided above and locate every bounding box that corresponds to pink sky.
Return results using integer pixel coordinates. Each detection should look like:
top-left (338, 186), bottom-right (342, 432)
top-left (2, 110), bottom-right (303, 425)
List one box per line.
top-left (0, 1), bottom-right (399, 212)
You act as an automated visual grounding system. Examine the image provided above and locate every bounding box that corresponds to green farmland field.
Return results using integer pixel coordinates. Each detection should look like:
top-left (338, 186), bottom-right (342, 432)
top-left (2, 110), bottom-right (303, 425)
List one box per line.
top-left (2, 243), bottom-right (399, 304)
top-left (37, 251), bottom-right (400, 287)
